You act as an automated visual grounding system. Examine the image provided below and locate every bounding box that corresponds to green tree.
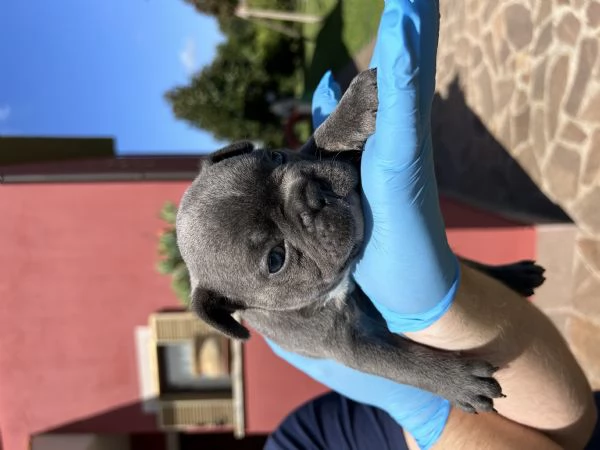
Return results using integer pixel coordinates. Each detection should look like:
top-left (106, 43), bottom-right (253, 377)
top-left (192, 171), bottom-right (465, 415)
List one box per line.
top-left (166, 59), bottom-right (285, 146)
top-left (183, 0), bottom-right (237, 20)
top-left (156, 202), bottom-right (191, 306)
top-left (165, 11), bottom-right (303, 148)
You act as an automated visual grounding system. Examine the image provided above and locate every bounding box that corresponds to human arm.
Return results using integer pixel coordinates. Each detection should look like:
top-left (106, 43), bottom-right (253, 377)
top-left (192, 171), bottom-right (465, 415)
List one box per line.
top-left (405, 407), bottom-right (563, 450)
top-left (404, 262), bottom-right (597, 450)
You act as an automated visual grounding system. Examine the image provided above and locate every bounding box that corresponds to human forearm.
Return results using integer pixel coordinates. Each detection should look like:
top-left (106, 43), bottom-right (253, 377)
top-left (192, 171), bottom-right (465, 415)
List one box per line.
top-left (405, 407), bottom-right (563, 450)
top-left (405, 262), bottom-right (596, 449)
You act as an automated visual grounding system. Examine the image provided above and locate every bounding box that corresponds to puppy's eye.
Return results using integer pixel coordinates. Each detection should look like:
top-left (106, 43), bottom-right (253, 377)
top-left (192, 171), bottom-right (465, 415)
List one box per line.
top-left (317, 179), bottom-right (333, 194)
top-left (267, 245), bottom-right (286, 274)
top-left (271, 151), bottom-right (286, 166)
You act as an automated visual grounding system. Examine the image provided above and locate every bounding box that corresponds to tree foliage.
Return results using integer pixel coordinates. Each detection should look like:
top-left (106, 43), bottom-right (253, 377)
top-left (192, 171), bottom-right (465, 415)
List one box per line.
top-left (156, 201), bottom-right (191, 306)
top-left (184, 0), bottom-right (237, 20)
top-left (166, 4), bottom-right (303, 148)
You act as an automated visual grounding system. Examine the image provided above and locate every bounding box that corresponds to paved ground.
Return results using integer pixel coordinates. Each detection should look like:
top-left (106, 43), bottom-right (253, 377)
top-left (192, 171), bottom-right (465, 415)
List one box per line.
top-left (342, 0), bottom-right (600, 388)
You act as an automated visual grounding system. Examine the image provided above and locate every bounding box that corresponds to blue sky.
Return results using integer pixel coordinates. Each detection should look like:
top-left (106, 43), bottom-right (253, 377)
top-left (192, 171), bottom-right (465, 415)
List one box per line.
top-left (0, 0), bottom-right (226, 155)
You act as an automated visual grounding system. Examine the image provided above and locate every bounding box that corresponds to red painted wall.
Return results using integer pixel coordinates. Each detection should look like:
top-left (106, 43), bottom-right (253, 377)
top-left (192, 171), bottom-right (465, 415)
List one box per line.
top-left (0, 182), bottom-right (188, 450)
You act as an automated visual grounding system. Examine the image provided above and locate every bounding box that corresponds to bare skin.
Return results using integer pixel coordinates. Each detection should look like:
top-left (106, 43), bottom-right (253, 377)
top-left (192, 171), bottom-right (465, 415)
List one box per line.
top-left (405, 261), bottom-right (597, 449)
top-left (405, 408), bottom-right (563, 450)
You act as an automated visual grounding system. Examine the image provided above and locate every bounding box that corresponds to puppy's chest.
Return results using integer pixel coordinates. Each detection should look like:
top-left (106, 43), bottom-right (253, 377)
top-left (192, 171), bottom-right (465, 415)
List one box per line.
top-left (324, 269), bottom-right (356, 307)
top-left (318, 276), bottom-right (389, 337)
top-left (324, 273), bottom-right (385, 326)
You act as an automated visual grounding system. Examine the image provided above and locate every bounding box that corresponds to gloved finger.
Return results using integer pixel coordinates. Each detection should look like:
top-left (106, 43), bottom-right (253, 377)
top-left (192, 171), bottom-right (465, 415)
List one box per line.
top-left (368, 29), bottom-right (381, 69)
top-left (370, 0), bottom-right (441, 168)
top-left (311, 70), bottom-right (342, 129)
top-left (372, 0), bottom-right (421, 168)
top-left (416, 0), bottom-right (440, 120)
top-left (374, 0), bottom-right (438, 114)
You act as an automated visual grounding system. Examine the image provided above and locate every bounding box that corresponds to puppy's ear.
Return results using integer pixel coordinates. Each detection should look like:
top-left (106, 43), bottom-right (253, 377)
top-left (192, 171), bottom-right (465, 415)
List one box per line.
top-left (210, 141), bottom-right (255, 164)
top-left (190, 287), bottom-right (250, 341)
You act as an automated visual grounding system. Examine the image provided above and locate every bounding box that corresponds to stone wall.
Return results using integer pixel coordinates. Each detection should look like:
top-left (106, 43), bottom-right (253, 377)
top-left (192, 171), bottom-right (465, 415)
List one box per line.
top-left (435, 0), bottom-right (600, 388)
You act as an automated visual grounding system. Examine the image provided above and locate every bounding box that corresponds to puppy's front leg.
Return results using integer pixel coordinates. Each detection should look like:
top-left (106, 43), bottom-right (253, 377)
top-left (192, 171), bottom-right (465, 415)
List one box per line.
top-left (337, 330), bottom-right (503, 413)
top-left (313, 69), bottom-right (378, 152)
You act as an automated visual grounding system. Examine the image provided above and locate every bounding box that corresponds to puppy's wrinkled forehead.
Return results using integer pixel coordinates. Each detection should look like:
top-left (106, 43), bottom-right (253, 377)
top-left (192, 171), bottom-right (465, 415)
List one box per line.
top-left (178, 152), bottom-right (276, 278)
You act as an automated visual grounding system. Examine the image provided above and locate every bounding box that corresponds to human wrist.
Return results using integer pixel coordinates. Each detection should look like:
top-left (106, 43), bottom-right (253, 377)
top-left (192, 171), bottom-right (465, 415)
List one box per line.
top-left (355, 141), bottom-right (460, 326)
top-left (370, 263), bottom-right (460, 334)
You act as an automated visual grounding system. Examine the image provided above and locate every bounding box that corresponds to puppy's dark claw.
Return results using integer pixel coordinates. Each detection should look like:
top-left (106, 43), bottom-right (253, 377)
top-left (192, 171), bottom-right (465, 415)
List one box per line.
top-left (443, 358), bottom-right (504, 414)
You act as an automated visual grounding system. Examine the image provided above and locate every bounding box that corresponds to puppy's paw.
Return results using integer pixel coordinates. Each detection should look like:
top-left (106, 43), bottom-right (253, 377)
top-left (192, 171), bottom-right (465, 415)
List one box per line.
top-left (346, 68), bottom-right (378, 118)
top-left (341, 68), bottom-right (378, 149)
top-left (314, 68), bottom-right (378, 152)
top-left (489, 260), bottom-right (546, 297)
top-left (437, 358), bottom-right (504, 414)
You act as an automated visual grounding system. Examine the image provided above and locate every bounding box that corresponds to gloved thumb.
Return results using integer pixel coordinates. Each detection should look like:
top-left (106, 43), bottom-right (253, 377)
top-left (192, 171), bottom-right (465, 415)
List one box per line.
top-left (312, 70), bottom-right (342, 129)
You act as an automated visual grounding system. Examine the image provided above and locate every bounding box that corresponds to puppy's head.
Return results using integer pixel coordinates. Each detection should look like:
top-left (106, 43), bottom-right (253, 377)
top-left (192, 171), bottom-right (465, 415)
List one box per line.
top-left (176, 141), bottom-right (363, 340)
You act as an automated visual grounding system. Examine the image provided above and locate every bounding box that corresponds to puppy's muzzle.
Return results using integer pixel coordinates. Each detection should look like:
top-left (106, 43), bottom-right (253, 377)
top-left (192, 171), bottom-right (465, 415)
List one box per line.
top-left (288, 178), bottom-right (340, 229)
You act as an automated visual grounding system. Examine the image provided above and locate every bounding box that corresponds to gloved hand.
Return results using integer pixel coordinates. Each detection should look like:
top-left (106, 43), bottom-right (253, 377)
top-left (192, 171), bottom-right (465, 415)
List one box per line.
top-left (268, 342), bottom-right (450, 450)
top-left (355, 0), bottom-right (459, 333)
top-left (312, 0), bottom-right (458, 334)
top-left (265, 1), bottom-right (456, 448)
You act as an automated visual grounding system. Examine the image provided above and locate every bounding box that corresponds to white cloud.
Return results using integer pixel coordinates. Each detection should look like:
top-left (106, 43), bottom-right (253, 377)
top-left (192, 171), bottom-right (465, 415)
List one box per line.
top-left (0, 105), bottom-right (10, 122)
top-left (179, 38), bottom-right (198, 75)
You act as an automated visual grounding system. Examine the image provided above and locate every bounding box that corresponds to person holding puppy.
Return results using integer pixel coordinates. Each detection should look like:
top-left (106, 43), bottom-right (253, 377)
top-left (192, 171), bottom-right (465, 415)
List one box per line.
top-left (265, 0), bottom-right (598, 449)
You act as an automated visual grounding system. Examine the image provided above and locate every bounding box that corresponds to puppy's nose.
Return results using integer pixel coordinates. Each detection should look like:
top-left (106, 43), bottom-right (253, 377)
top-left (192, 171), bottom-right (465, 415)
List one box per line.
top-left (292, 179), bottom-right (332, 229)
top-left (285, 177), bottom-right (336, 229)
top-left (305, 180), bottom-right (327, 211)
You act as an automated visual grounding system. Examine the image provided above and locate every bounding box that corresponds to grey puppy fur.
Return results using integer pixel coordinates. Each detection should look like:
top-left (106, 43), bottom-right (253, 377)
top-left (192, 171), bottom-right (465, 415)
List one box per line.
top-left (176, 69), bottom-right (546, 413)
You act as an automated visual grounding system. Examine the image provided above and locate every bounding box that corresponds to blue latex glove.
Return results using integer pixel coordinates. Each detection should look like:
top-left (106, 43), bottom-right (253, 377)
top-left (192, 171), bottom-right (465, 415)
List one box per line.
top-left (268, 342), bottom-right (450, 450)
top-left (265, 1), bottom-right (457, 448)
top-left (312, 0), bottom-right (458, 333)
top-left (355, 0), bottom-right (459, 333)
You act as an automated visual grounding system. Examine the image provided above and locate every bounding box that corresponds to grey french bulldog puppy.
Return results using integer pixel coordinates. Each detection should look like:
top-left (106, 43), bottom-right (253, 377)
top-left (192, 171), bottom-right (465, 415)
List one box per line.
top-left (176, 69), bottom-right (545, 413)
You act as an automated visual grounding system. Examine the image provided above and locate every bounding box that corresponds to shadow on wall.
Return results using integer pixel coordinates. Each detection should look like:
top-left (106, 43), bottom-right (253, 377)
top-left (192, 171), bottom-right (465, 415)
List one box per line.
top-left (35, 398), bottom-right (268, 450)
top-left (303, 0), bottom-right (357, 99)
top-left (37, 399), bottom-right (158, 435)
top-left (431, 78), bottom-right (570, 224)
